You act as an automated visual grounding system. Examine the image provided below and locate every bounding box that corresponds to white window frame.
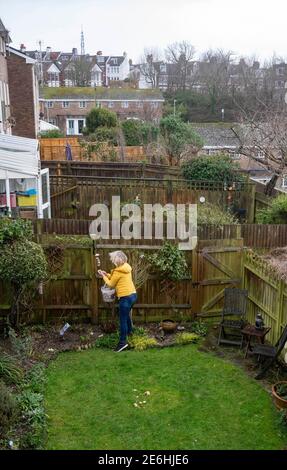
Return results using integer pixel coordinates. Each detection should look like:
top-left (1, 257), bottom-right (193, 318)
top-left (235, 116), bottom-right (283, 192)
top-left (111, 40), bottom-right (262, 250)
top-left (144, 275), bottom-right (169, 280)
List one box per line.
top-left (79, 101), bottom-right (87, 108)
top-left (66, 118), bottom-right (86, 136)
top-left (62, 101), bottom-right (70, 108)
top-left (37, 168), bottom-right (51, 219)
top-left (47, 101), bottom-right (54, 108)
top-left (282, 176), bottom-right (287, 188)
top-left (108, 102), bottom-right (114, 108)
top-left (256, 149), bottom-right (265, 159)
top-left (121, 101), bottom-right (129, 108)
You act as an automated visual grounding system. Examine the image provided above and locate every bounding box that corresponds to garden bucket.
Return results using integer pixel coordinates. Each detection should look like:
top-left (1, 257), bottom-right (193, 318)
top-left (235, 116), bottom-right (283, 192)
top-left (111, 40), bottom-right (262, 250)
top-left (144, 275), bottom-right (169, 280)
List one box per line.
top-left (101, 284), bottom-right (116, 303)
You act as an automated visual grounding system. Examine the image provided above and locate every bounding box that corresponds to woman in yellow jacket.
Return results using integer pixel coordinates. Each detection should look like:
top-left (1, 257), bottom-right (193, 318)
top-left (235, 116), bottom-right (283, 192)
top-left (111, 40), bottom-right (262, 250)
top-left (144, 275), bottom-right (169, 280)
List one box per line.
top-left (98, 251), bottom-right (137, 352)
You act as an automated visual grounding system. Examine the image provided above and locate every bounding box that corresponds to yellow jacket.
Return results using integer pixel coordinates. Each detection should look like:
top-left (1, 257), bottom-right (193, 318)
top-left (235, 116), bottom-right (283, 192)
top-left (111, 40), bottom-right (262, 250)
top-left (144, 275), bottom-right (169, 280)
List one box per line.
top-left (102, 263), bottom-right (136, 298)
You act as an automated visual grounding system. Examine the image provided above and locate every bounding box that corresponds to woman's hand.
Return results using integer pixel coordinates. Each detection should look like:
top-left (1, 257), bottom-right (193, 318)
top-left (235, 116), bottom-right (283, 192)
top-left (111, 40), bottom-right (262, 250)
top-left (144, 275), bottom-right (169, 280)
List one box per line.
top-left (98, 270), bottom-right (107, 277)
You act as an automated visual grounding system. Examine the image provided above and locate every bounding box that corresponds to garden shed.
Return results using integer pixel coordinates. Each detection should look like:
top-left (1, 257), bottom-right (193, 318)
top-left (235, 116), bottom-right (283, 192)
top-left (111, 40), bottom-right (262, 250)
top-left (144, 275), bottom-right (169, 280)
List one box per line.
top-left (0, 133), bottom-right (51, 218)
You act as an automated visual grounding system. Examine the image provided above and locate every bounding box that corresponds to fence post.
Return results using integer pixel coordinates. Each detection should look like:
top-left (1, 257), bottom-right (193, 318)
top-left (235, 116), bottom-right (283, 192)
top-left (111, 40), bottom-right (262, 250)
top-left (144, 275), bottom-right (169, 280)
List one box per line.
top-left (248, 184), bottom-right (256, 223)
top-left (191, 245), bottom-right (200, 317)
top-left (91, 242), bottom-right (99, 325)
top-left (275, 279), bottom-right (284, 341)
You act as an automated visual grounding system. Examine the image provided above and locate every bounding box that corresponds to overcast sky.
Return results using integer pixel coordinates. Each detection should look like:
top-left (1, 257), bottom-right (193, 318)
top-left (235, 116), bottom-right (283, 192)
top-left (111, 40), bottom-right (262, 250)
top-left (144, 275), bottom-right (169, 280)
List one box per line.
top-left (1, 0), bottom-right (286, 63)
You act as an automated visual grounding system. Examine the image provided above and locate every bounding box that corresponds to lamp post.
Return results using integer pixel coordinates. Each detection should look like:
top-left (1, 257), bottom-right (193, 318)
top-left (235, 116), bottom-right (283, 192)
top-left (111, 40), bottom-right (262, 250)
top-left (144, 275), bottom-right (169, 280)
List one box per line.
top-left (173, 99), bottom-right (177, 116)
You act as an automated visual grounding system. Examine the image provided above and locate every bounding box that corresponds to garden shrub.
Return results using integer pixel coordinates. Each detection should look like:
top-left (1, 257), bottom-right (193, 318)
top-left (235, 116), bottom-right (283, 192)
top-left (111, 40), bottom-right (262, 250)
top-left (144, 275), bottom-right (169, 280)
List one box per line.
top-left (0, 240), bottom-right (47, 287)
top-left (190, 321), bottom-right (208, 337)
top-left (0, 219), bottom-right (47, 325)
top-left (23, 363), bottom-right (46, 394)
top-left (0, 218), bottom-right (33, 245)
top-left (94, 332), bottom-right (119, 349)
top-left (256, 194), bottom-right (287, 224)
top-left (197, 202), bottom-right (238, 226)
top-left (121, 120), bottom-right (159, 146)
top-left (39, 129), bottom-right (64, 138)
top-left (17, 389), bottom-right (46, 449)
top-left (0, 380), bottom-right (18, 437)
top-left (8, 329), bottom-right (34, 361)
top-left (84, 127), bottom-right (119, 145)
top-left (175, 332), bottom-right (200, 345)
top-left (0, 352), bottom-right (23, 385)
top-left (85, 108), bottom-right (118, 134)
top-left (181, 155), bottom-right (244, 185)
top-left (160, 115), bottom-right (203, 164)
top-left (147, 241), bottom-right (188, 281)
top-left (128, 335), bottom-right (158, 351)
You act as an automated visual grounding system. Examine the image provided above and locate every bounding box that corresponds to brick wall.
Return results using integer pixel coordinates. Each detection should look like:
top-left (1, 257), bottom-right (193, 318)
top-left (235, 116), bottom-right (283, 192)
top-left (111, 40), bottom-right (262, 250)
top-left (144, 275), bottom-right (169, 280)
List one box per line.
top-left (41, 99), bottom-right (163, 135)
top-left (7, 53), bottom-right (37, 139)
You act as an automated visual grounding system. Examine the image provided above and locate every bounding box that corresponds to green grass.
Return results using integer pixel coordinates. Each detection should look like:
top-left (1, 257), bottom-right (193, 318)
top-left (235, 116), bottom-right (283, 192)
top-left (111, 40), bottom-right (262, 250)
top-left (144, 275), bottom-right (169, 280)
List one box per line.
top-left (44, 345), bottom-right (286, 450)
top-left (41, 87), bottom-right (163, 100)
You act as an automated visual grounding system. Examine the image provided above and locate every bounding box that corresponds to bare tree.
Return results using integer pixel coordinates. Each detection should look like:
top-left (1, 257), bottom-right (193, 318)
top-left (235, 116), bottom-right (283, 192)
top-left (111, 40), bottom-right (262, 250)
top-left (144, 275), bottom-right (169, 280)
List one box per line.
top-left (165, 41), bottom-right (196, 91)
top-left (232, 97), bottom-right (287, 195)
top-left (199, 49), bottom-right (234, 114)
top-left (65, 57), bottom-right (92, 87)
top-left (138, 47), bottom-right (162, 88)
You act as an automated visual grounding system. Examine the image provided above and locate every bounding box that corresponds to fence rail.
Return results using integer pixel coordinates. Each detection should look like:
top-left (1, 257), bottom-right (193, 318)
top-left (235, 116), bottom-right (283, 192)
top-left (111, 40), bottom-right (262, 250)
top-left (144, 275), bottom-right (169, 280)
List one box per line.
top-left (32, 220), bottom-right (287, 248)
top-left (42, 161), bottom-right (181, 179)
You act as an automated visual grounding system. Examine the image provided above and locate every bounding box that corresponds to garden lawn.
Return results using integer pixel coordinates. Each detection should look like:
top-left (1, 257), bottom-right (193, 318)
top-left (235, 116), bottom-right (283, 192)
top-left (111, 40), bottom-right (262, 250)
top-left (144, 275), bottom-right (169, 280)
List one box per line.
top-left (45, 345), bottom-right (286, 450)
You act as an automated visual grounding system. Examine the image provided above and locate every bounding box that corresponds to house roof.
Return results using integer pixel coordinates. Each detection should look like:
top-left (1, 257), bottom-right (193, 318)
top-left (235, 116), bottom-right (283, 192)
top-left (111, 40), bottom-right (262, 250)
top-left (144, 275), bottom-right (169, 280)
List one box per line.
top-left (7, 46), bottom-right (36, 64)
top-left (107, 56), bottom-right (125, 66)
top-left (40, 86), bottom-right (164, 101)
top-left (191, 123), bottom-right (240, 148)
top-left (0, 17), bottom-right (11, 42)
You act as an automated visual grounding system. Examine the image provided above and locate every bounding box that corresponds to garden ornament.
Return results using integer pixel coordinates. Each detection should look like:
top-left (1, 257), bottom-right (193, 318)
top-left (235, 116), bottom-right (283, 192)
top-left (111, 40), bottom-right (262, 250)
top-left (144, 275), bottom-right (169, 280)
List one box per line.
top-left (59, 322), bottom-right (71, 340)
top-left (255, 313), bottom-right (264, 330)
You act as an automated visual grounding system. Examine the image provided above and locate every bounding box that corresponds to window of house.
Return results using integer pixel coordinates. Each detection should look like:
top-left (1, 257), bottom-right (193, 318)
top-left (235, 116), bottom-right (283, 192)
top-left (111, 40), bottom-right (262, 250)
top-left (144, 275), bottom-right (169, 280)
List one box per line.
top-left (282, 176), bottom-right (287, 188)
top-left (62, 101), bottom-right (70, 108)
top-left (229, 150), bottom-right (240, 160)
top-left (137, 101), bottom-right (143, 108)
top-left (49, 118), bottom-right (57, 125)
top-left (97, 56), bottom-right (105, 63)
top-left (256, 149), bottom-right (265, 159)
top-left (47, 101), bottom-right (54, 108)
top-left (275, 80), bottom-right (285, 89)
top-left (79, 101), bottom-right (87, 108)
top-left (96, 101), bottom-right (101, 108)
top-left (151, 102), bottom-right (158, 109)
top-left (108, 102), bottom-right (114, 108)
top-left (121, 102), bottom-right (129, 108)
top-left (160, 64), bottom-right (167, 73)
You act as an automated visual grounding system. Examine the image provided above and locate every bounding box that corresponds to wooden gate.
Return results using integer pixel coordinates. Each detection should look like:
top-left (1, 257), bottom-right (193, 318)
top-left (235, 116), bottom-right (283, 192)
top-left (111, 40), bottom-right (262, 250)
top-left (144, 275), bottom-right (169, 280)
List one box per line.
top-left (192, 239), bottom-right (244, 319)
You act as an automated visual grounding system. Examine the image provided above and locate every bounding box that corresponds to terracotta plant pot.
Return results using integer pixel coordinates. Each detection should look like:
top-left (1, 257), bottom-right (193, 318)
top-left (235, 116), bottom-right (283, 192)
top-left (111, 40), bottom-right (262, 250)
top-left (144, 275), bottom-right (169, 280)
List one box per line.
top-left (160, 319), bottom-right (178, 333)
top-left (272, 381), bottom-right (287, 411)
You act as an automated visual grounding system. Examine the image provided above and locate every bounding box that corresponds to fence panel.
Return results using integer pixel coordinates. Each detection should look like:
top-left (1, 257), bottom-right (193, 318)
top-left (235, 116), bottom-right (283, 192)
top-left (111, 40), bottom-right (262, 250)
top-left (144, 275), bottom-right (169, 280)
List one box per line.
top-left (243, 250), bottom-right (285, 346)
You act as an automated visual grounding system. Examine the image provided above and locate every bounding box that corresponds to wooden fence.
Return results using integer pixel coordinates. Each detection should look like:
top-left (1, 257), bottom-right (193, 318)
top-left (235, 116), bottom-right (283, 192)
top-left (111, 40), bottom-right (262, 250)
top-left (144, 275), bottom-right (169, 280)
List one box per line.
top-left (243, 250), bottom-right (287, 347)
top-left (40, 138), bottom-right (149, 163)
top-left (32, 219), bottom-right (287, 249)
top-left (0, 237), bottom-right (243, 325)
top-left (42, 161), bottom-right (181, 179)
top-left (48, 175), bottom-right (255, 222)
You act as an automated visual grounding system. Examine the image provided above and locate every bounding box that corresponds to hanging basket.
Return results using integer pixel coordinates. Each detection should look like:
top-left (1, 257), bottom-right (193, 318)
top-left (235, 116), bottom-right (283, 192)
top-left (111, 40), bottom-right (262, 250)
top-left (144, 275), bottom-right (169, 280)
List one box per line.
top-left (101, 284), bottom-right (116, 303)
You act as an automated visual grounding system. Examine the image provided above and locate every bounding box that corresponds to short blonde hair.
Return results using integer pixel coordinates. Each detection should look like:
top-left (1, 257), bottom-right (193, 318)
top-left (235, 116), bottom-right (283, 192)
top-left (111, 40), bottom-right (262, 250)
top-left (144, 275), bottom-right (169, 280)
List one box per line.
top-left (109, 250), bottom-right (127, 266)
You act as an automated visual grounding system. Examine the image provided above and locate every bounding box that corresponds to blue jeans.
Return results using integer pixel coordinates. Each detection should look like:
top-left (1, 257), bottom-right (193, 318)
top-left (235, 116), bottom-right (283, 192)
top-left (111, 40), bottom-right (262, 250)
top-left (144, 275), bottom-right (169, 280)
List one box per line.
top-left (118, 293), bottom-right (137, 344)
